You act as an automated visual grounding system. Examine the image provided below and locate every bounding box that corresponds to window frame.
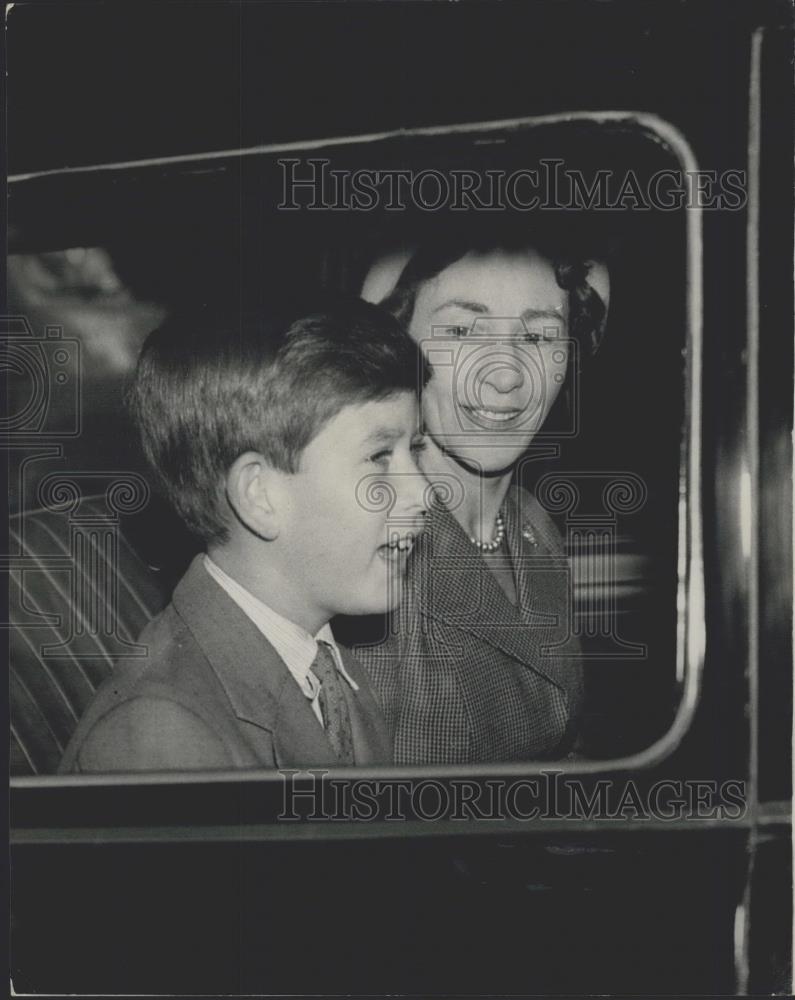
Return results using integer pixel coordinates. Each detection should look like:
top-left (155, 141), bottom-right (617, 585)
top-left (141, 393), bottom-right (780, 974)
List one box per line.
top-left (8, 110), bottom-right (705, 798)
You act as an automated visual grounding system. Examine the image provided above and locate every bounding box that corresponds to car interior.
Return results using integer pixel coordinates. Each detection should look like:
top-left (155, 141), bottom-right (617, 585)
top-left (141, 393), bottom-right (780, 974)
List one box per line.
top-left (9, 118), bottom-right (688, 775)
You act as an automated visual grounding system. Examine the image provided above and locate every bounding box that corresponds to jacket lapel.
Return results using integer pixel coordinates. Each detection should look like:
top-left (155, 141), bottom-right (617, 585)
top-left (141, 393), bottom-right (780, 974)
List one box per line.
top-left (337, 647), bottom-right (392, 765)
top-left (171, 556), bottom-right (338, 767)
top-left (416, 489), bottom-right (567, 685)
top-left (502, 488), bottom-right (563, 630)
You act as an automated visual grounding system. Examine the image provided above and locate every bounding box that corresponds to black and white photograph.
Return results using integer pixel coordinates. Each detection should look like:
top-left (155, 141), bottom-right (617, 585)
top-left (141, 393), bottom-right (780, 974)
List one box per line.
top-left (6, 0), bottom-right (793, 995)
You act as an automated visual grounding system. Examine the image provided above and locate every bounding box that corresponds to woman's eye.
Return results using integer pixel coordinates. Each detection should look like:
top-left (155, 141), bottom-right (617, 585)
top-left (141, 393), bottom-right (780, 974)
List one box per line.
top-left (368, 449), bottom-right (392, 466)
top-left (444, 324), bottom-right (470, 338)
top-left (410, 437), bottom-right (427, 456)
top-left (523, 328), bottom-right (563, 344)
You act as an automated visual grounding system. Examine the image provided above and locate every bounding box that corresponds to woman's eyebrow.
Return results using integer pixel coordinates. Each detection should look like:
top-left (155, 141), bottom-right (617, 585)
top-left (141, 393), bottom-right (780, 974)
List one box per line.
top-left (521, 307), bottom-right (566, 323)
top-left (431, 300), bottom-right (565, 322)
top-left (431, 298), bottom-right (489, 315)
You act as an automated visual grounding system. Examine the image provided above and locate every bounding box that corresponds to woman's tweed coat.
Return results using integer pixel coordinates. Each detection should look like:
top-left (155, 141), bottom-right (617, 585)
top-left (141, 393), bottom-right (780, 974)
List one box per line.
top-left (349, 486), bottom-right (583, 764)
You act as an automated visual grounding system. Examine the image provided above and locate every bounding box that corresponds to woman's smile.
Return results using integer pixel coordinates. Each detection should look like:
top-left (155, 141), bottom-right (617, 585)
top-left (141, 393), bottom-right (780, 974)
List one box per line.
top-left (462, 403), bottom-right (526, 424)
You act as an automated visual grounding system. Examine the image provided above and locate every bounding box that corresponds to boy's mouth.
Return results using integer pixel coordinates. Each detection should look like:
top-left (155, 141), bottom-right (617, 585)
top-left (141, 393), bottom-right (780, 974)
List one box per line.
top-left (377, 532), bottom-right (418, 564)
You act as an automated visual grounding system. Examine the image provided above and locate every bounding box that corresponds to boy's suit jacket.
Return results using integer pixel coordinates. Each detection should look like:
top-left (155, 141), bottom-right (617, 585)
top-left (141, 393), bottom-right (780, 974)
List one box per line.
top-left (346, 486), bottom-right (583, 765)
top-left (59, 555), bottom-right (392, 773)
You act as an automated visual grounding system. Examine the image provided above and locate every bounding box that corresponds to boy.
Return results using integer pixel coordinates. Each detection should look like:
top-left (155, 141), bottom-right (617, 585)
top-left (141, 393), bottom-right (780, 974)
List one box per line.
top-left (59, 296), bottom-right (428, 772)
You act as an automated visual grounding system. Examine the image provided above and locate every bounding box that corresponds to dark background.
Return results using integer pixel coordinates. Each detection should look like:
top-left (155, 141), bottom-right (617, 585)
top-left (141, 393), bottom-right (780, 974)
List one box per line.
top-left (4, 1), bottom-right (783, 176)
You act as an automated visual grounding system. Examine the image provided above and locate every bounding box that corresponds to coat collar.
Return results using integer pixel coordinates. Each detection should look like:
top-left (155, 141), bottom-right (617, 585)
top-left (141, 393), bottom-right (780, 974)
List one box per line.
top-left (171, 556), bottom-right (349, 767)
top-left (413, 487), bottom-right (566, 686)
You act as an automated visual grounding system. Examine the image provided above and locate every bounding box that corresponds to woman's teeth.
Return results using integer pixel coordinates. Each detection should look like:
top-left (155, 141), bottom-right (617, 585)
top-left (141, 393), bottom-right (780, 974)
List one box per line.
top-left (469, 407), bottom-right (520, 422)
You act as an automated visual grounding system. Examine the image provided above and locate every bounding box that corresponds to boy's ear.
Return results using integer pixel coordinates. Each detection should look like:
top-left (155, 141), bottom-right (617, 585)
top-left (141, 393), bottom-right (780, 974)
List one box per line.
top-left (225, 452), bottom-right (284, 541)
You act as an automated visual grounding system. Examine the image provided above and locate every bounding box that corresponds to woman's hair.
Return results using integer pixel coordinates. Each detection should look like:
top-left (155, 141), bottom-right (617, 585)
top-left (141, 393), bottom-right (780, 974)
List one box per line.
top-left (380, 232), bottom-right (608, 359)
top-left (129, 294), bottom-right (427, 544)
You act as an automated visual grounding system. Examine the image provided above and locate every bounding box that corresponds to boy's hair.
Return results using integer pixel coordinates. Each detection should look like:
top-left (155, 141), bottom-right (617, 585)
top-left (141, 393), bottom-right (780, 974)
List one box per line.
top-left (129, 294), bottom-right (427, 544)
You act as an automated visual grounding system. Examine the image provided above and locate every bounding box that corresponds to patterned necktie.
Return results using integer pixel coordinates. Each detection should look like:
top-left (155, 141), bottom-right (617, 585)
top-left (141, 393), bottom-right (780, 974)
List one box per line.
top-left (311, 641), bottom-right (354, 765)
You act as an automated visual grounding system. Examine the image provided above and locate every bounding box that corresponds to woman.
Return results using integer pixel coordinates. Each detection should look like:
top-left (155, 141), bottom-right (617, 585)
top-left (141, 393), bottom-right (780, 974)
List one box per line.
top-left (345, 230), bottom-right (609, 765)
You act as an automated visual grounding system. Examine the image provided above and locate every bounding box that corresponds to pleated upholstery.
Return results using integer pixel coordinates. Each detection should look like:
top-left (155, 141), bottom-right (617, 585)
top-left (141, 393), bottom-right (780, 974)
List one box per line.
top-left (8, 498), bottom-right (170, 774)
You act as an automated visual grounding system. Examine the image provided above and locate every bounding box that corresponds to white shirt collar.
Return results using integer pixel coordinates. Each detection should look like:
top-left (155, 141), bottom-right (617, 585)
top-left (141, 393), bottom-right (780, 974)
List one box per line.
top-left (202, 555), bottom-right (358, 700)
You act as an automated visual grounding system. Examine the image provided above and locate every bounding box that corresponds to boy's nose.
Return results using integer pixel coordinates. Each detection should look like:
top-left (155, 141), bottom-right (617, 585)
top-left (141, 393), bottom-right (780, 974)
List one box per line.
top-left (399, 470), bottom-right (429, 516)
top-left (390, 451), bottom-right (429, 517)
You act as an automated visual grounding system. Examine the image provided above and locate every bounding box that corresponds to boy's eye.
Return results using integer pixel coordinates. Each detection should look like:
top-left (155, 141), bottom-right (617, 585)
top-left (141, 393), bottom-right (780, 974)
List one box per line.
top-left (410, 436), bottom-right (427, 456)
top-left (368, 448), bottom-right (393, 466)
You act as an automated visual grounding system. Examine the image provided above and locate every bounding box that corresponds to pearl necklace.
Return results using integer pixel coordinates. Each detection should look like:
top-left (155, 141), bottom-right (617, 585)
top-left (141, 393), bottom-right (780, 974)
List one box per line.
top-left (469, 510), bottom-right (506, 552)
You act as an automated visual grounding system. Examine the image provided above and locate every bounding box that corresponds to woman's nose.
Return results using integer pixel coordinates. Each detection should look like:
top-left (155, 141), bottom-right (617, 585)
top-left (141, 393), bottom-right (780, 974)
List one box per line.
top-left (482, 357), bottom-right (525, 394)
